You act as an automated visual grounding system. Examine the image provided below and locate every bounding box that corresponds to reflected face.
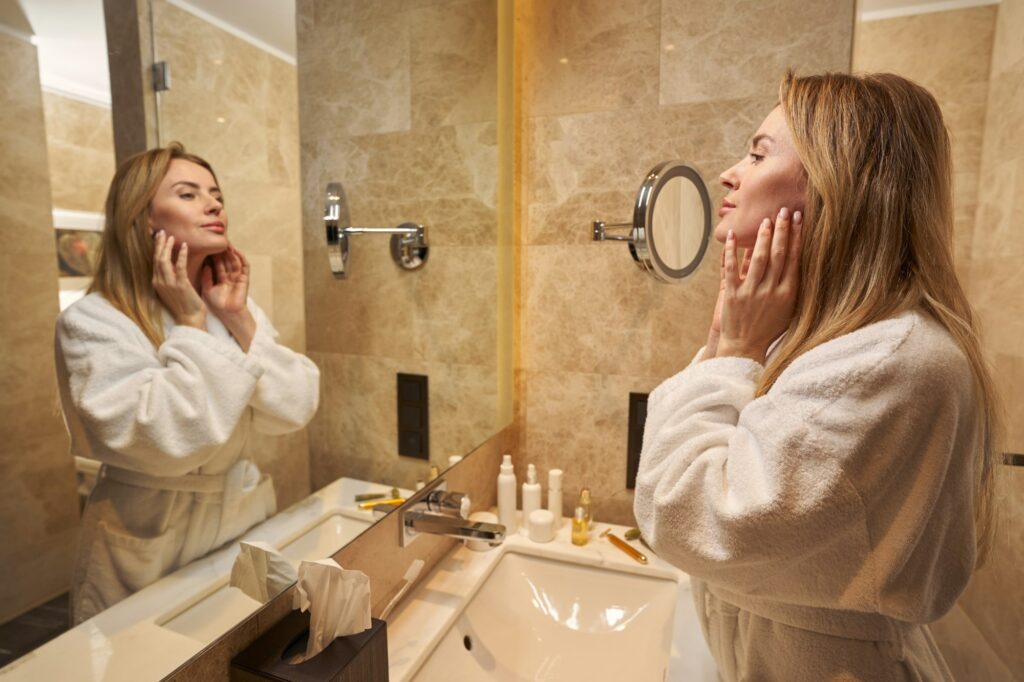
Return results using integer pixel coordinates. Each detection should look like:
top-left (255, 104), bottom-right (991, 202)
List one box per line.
top-left (148, 159), bottom-right (229, 256)
top-left (715, 106), bottom-right (806, 248)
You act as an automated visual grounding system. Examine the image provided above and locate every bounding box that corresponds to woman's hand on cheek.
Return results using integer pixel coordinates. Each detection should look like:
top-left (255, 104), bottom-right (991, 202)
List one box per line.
top-left (152, 230), bottom-right (207, 330)
top-left (201, 246), bottom-right (256, 351)
top-left (703, 245), bottom-right (752, 361)
top-left (715, 207), bottom-right (802, 363)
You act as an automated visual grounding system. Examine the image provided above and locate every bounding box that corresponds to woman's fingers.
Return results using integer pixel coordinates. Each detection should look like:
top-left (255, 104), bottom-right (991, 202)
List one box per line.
top-left (782, 210), bottom-right (803, 287)
top-left (201, 263), bottom-right (214, 292)
top-left (767, 207), bottom-right (790, 286)
top-left (724, 230), bottom-right (740, 293)
top-left (215, 252), bottom-right (229, 282)
top-left (744, 219), bottom-right (772, 285)
top-left (740, 248), bottom-right (753, 280)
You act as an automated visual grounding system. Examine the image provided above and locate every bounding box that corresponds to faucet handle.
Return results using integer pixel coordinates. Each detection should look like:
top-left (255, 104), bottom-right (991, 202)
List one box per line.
top-left (426, 490), bottom-right (469, 518)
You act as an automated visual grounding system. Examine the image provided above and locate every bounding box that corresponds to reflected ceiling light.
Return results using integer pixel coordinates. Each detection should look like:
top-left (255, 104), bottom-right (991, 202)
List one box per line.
top-left (216, 116), bottom-right (226, 123)
top-left (559, 57), bottom-right (569, 64)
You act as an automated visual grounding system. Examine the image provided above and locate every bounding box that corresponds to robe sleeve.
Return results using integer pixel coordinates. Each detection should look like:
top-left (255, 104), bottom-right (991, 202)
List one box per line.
top-left (245, 300), bottom-right (321, 435)
top-left (633, 314), bottom-right (974, 608)
top-left (56, 298), bottom-right (264, 477)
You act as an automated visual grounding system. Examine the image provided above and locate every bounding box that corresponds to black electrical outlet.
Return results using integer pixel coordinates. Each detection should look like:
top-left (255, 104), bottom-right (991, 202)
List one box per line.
top-left (397, 373), bottom-right (429, 460)
top-left (626, 392), bottom-right (649, 489)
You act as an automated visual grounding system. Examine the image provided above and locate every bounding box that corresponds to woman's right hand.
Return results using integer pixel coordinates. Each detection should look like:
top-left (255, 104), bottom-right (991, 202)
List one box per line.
top-left (152, 231), bottom-right (207, 329)
top-left (703, 246), bottom-right (751, 361)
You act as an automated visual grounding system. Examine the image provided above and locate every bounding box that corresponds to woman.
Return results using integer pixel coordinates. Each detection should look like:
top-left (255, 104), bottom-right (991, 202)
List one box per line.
top-left (634, 72), bottom-right (1000, 680)
top-left (55, 143), bottom-right (320, 624)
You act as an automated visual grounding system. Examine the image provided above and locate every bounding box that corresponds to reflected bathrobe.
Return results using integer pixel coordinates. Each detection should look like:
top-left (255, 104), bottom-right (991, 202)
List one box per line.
top-left (634, 309), bottom-right (976, 681)
top-left (55, 293), bottom-right (320, 624)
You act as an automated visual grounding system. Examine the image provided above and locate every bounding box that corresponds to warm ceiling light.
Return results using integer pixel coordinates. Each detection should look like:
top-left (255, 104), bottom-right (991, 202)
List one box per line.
top-left (559, 57), bottom-right (569, 64)
top-left (216, 117), bottom-right (226, 123)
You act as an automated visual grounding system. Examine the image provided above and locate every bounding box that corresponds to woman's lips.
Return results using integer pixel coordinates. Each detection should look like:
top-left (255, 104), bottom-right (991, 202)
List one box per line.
top-left (718, 204), bottom-right (734, 218)
top-left (201, 223), bottom-right (225, 234)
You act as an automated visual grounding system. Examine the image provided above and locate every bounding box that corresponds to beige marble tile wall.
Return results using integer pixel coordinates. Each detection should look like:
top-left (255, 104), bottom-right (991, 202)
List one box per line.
top-left (151, 0), bottom-right (311, 509)
top-left (0, 29), bottom-right (79, 624)
top-left (516, 0), bottom-right (855, 524)
top-left (961, 0), bottom-right (1024, 675)
top-left (297, 0), bottom-right (504, 491)
top-left (41, 93), bottom-right (115, 214)
top-left (853, 6), bottom-right (996, 278)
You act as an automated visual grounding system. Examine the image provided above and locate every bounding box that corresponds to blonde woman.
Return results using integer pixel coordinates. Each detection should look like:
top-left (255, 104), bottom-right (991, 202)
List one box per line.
top-left (634, 72), bottom-right (1000, 680)
top-left (55, 143), bottom-right (320, 624)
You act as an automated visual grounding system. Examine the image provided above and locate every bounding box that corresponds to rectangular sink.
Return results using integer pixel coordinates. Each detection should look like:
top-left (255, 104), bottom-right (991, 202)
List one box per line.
top-left (411, 552), bottom-right (679, 681)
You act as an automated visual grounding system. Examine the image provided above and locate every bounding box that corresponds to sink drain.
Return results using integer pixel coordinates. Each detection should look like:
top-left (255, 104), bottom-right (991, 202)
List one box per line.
top-left (463, 635), bottom-right (473, 651)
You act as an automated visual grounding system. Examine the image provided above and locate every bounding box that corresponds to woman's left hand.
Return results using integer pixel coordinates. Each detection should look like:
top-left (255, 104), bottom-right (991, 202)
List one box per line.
top-left (716, 207), bottom-right (802, 363)
top-left (201, 246), bottom-right (257, 351)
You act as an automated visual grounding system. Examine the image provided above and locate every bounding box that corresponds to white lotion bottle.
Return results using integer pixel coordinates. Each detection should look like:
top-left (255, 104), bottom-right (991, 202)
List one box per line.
top-left (497, 454), bottom-right (518, 533)
top-left (521, 464), bottom-right (542, 532)
top-left (547, 468), bottom-right (563, 529)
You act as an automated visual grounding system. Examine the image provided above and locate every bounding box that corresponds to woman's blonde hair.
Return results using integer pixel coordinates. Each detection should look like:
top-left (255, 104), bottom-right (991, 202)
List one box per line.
top-left (88, 142), bottom-right (218, 348)
top-left (761, 71), bottom-right (1002, 568)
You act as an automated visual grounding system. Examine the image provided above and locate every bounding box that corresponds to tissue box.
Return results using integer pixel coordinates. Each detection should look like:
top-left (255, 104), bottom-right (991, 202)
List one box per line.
top-left (230, 609), bottom-right (388, 682)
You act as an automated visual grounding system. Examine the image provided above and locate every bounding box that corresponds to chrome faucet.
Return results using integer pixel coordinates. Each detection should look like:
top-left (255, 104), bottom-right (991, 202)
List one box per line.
top-left (399, 479), bottom-right (506, 548)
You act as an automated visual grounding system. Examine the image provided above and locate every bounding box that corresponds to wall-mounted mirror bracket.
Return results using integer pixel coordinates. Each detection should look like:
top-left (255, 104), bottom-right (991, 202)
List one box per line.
top-left (592, 161), bottom-right (711, 284)
top-left (324, 182), bottom-right (429, 278)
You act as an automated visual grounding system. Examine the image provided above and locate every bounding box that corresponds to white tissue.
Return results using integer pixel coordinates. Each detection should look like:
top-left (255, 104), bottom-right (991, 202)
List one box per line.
top-left (290, 559), bottom-right (371, 663)
top-left (229, 541), bottom-right (298, 603)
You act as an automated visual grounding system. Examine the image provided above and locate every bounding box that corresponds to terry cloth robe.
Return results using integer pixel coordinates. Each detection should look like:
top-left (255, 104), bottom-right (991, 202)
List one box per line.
top-left (55, 293), bottom-right (320, 624)
top-left (634, 308), bottom-right (977, 681)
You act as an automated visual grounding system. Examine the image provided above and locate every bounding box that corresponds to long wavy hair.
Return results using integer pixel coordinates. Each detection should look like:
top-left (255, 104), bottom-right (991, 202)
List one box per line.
top-left (760, 71), bottom-right (1002, 568)
top-left (88, 142), bottom-right (218, 348)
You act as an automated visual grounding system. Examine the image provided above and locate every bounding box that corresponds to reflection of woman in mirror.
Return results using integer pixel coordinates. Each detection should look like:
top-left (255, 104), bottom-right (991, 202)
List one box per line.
top-left (635, 72), bottom-right (999, 680)
top-left (55, 143), bottom-right (320, 624)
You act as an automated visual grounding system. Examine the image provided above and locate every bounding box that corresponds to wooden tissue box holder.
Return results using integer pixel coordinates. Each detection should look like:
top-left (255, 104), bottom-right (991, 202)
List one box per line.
top-left (231, 609), bottom-right (388, 682)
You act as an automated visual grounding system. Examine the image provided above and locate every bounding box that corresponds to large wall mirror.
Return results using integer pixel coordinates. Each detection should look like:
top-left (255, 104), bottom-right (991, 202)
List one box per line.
top-left (0, 0), bottom-right (511, 673)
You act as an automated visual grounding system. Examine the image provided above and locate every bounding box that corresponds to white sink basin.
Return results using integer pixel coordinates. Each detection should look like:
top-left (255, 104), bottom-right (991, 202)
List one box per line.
top-left (412, 552), bottom-right (678, 680)
top-left (388, 520), bottom-right (719, 682)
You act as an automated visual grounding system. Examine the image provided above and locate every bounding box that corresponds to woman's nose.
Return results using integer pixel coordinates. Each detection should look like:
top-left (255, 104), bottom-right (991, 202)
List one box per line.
top-left (205, 198), bottom-right (222, 214)
top-left (720, 162), bottom-right (740, 191)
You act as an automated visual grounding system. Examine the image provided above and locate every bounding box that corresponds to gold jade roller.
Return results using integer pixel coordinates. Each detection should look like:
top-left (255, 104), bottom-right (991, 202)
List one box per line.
top-left (358, 498), bottom-right (405, 510)
top-left (600, 528), bottom-right (648, 565)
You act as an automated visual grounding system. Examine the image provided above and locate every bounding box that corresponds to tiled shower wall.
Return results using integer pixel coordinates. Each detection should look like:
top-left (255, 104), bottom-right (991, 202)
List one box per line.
top-left (515, 0), bottom-right (856, 523)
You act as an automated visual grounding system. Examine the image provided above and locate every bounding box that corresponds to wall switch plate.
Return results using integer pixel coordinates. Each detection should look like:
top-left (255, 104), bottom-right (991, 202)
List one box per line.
top-left (626, 392), bottom-right (648, 489)
top-left (397, 373), bottom-right (429, 460)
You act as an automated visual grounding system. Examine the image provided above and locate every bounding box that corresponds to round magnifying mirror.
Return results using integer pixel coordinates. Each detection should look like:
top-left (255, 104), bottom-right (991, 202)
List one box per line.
top-left (630, 161), bottom-right (711, 283)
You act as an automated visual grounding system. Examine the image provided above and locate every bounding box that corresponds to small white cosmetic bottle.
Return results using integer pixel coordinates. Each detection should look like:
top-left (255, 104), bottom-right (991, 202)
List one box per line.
top-left (521, 464), bottom-right (542, 530)
top-left (497, 454), bottom-right (518, 533)
top-left (547, 468), bottom-right (563, 529)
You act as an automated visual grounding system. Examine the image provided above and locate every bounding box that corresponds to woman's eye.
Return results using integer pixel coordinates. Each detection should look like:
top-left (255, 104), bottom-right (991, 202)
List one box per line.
top-left (179, 193), bottom-right (194, 199)
top-left (749, 153), bottom-right (765, 163)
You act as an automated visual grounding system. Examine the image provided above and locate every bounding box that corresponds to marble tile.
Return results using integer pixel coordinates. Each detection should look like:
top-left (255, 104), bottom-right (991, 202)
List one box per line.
top-left (989, 0), bottom-right (1024, 77)
top-left (660, 0), bottom-right (854, 106)
top-left (410, 0), bottom-right (497, 129)
top-left (414, 245), bottom-right (497, 366)
top-left (308, 351), bottom-right (500, 491)
top-left (296, 1), bottom-right (410, 137)
top-left (41, 93), bottom-right (114, 213)
top-left (520, 369), bottom-right (665, 526)
top-left (960, 465), bottom-right (1024, 677)
top-left (0, 32), bottom-right (81, 625)
top-left (853, 7), bottom-right (996, 86)
top-left (523, 243), bottom-right (715, 379)
top-left (930, 603), bottom-right (1016, 682)
top-left (524, 0), bottom-right (661, 117)
top-left (525, 98), bottom-right (767, 245)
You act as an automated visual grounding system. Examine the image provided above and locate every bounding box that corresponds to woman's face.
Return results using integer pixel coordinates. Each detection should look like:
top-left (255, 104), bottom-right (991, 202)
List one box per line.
top-left (148, 159), bottom-right (229, 256)
top-left (715, 106), bottom-right (806, 248)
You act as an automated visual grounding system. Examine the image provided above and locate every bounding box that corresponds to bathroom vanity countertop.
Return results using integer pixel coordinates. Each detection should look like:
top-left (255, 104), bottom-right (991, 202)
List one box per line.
top-left (385, 515), bottom-right (698, 682)
top-left (0, 476), bottom-right (404, 682)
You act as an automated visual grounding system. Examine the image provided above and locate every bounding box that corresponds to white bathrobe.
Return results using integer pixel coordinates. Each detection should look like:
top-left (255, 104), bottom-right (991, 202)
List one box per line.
top-left (634, 309), bottom-right (976, 681)
top-left (55, 293), bottom-right (320, 624)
